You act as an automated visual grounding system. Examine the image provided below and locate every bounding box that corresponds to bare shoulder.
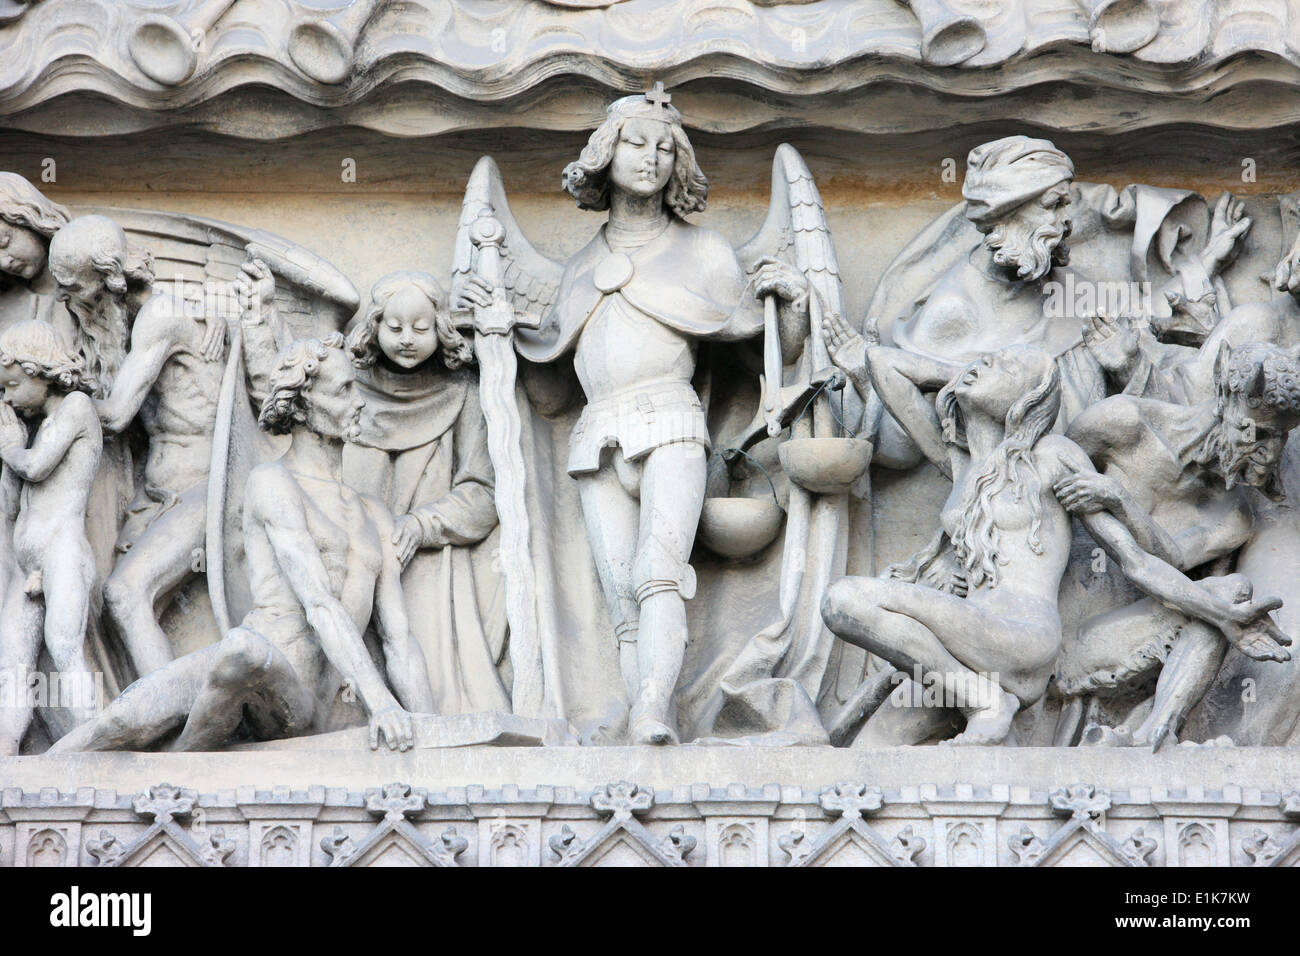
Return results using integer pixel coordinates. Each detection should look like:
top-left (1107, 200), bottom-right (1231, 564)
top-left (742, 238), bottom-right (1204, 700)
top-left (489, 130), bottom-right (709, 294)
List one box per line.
top-left (245, 460), bottom-right (304, 522)
top-left (1035, 433), bottom-right (1093, 480)
top-left (130, 292), bottom-right (192, 346)
top-left (56, 390), bottom-right (100, 429)
top-left (1066, 394), bottom-right (1147, 447)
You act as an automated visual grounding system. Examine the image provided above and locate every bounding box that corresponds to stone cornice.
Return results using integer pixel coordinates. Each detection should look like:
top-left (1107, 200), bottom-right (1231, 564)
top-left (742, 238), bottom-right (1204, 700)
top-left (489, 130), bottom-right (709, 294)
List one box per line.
top-left (2, 0), bottom-right (1300, 140)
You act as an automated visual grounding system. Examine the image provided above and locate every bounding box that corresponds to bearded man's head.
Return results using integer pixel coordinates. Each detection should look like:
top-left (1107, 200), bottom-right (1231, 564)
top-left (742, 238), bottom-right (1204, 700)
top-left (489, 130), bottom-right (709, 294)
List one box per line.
top-left (963, 136), bottom-right (1075, 283)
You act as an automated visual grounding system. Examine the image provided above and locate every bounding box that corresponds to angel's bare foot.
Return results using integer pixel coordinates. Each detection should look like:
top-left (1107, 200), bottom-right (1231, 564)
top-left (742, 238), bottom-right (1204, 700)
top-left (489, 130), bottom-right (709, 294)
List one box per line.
top-left (1079, 722), bottom-right (1134, 747)
top-left (946, 691), bottom-right (1018, 745)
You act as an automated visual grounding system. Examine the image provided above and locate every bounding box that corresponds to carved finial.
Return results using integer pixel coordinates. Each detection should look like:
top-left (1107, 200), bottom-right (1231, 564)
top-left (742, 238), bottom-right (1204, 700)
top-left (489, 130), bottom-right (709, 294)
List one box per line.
top-left (591, 780), bottom-right (654, 820)
top-left (364, 782), bottom-right (425, 823)
top-left (1122, 827), bottom-right (1158, 865)
top-left (1049, 784), bottom-right (1111, 820)
top-left (818, 782), bottom-right (883, 818)
top-left (132, 783), bottom-right (196, 823)
top-left (891, 825), bottom-right (927, 864)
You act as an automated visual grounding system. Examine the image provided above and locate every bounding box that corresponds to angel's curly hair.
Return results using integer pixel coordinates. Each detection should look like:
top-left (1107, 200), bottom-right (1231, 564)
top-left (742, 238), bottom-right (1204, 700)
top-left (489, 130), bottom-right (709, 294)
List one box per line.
top-left (258, 332), bottom-right (347, 435)
top-left (562, 97), bottom-right (709, 218)
top-left (0, 172), bottom-right (70, 239)
top-left (0, 320), bottom-right (95, 395)
top-left (346, 271), bottom-right (472, 371)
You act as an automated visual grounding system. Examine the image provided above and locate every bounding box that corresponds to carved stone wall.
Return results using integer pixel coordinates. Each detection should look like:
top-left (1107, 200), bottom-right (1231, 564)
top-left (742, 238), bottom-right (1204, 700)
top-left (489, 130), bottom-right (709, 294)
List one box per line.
top-left (5, 0), bottom-right (1300, 869)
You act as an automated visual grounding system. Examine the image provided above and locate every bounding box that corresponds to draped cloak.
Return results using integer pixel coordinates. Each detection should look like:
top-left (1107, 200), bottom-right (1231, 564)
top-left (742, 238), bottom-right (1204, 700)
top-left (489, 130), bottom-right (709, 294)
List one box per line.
top-left (341, 360), bottom-right (509, 715)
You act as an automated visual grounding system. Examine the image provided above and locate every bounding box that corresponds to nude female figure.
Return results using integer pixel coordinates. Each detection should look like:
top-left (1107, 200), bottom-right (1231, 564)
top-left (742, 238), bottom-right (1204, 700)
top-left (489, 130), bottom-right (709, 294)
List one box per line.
top-left (818, 311), bottom-right (1287, 745)
top-left (0, 320), bottom-right (102, 754)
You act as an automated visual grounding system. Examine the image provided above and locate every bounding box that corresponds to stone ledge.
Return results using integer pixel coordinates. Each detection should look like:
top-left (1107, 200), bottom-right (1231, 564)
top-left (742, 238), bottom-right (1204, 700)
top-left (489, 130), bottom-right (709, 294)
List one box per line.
top-left (3, 747), bottom-right (1300, 867)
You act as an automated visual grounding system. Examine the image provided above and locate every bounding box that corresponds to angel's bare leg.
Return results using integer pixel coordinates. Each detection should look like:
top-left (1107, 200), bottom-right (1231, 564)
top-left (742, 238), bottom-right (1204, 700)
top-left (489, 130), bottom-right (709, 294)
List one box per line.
top-left (0, 576), bottom-right (44, 755)
top-left (40, 541), bottom-right (97, 725)
top-left (104, 485), bottom-right (207, 678)
top-left (821, 577), bottom-right (1046, 745)
top-left (173, 627), bottom-right (317, 751)
top-left (576, 457), bottom-right (642, 700)
top-left (629, 443), bottom-right (706, 745)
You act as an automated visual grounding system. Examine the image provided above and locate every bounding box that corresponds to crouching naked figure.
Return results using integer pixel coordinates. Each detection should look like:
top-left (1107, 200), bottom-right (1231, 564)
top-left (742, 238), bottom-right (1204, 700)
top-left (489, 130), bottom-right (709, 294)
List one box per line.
top-left (0, 321), bottom-right (102, 754)
top-left (52, 334), bottom-right (435, 753)
top-left (817, 311), bottom-right (1288, 745)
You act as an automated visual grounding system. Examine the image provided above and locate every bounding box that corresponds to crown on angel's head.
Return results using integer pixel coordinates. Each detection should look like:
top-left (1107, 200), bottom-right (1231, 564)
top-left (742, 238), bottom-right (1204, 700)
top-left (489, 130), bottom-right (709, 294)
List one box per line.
top-left (607, 81), bottom-right (682, 126)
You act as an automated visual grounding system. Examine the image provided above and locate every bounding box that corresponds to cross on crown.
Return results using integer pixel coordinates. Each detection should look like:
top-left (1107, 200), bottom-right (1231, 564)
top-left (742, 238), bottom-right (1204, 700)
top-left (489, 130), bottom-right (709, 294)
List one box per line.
top-left (644, 81), bottom-right (671, 113)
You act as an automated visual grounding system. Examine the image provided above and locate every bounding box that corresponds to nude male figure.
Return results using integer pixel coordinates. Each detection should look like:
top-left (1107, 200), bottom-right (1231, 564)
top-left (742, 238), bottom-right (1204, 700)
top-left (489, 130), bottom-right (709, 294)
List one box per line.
top-left (52, 334), bottom-right (434, 753)
top-left (0, 321), bottom-right (103, 754)
top-left (95, 270), bottom-right (226, 677)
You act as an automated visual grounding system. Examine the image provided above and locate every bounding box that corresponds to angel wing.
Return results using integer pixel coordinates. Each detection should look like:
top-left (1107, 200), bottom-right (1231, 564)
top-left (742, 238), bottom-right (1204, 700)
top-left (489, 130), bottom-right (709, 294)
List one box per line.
top-left (452, 156), bottom-right (564, 325)
top-left (735, 144), bottom-right (862, 436)
top-left (93, 206), bottom-right (359, 635)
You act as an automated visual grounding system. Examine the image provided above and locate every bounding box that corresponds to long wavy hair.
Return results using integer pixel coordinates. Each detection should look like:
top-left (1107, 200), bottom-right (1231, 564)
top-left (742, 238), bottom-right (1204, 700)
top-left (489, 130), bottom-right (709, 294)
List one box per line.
top-left (0, 172), bottom-right (70, 238)
top-left (935, 347), bottom-right (1061, 590)
top-left (346, 271), bottom-right (472, 371)
top-left (561, 104), bottom-right (709, 218)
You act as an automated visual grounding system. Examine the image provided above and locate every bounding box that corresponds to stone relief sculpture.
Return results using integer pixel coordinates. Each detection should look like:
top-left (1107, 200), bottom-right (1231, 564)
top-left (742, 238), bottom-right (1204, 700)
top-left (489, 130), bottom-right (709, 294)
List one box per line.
top-left (449, 86), bottom-right (857, 745)
top-left (0, 319), bottom-right (102, 754)
top-left (342, 270), bottom-right (507, 715)
top-left (1, 79), bottom-right (1299, 768)
top-left (52, 334), bottom-right (432, 754)
top-left (0, 172), bottom-right (70, 335)
top-left (1051, 341), bottom-right (1300, 748)
top-left (818, 318), bottom-right (1286, 746)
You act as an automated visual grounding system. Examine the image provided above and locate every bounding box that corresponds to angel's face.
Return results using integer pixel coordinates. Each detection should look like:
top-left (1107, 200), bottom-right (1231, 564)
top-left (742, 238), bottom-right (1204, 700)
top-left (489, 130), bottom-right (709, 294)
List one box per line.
top-left (609, 118), bottom-right (675, 201)
top-left (0, 220), bottom-right (47, 281)
top-left (377, 286), bottom-right (438, 370)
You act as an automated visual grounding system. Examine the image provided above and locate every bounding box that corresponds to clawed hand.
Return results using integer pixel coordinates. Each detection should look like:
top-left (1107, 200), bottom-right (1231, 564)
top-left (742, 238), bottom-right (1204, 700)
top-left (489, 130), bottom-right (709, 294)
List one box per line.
top-left (369, 703), bottom-right (415, 752)
top-left (1224, 596), bottom-right (1292, 663)
top-left (1053, 471), bottom-right (1123, 515)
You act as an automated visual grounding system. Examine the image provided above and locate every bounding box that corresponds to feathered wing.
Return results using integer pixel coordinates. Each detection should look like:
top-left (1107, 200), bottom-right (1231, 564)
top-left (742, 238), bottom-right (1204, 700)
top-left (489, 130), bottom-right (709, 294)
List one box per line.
top-left (712, 145), bottom-right (869, 739)
top-left (452, 156), bottom-right (564, 322)
top-left (96, 206), bottom-right (359, 635)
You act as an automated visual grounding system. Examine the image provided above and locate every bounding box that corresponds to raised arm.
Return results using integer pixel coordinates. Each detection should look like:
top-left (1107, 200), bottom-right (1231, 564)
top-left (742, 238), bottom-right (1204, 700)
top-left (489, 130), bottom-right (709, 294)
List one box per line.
top-left (1045, 438), bottom-right (1290, 661)
top-left (249, 466), bottom-right (412, 748)
top-left (233, 258), bottom-right (293, 405)
top-left (363, 497), bottom-right (436, 714)
top-left (0, 394), bottom-right (90, 483)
